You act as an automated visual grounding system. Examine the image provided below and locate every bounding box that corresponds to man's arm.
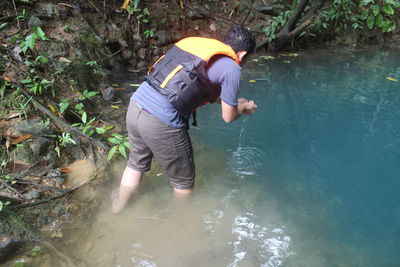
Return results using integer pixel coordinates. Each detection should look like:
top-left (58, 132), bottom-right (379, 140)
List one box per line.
top-left (221, 98), bottom-right (257, 123)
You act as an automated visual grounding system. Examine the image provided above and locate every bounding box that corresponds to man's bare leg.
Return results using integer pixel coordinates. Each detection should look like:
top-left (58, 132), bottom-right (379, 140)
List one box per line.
top-left (112, 166), bottom-right (143, 214)
top-left (173, 188), bottom-right (193, 200)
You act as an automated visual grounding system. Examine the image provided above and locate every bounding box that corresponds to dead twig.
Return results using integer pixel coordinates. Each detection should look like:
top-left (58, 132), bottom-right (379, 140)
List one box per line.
top-left (0, 179), bottom-right (25, 200)
top-left (183, 2), bottom-right (234, 26)
top-left (11, 0), bottom-right (20, 29)
top-left (15, 181), bottom-right (65, 193)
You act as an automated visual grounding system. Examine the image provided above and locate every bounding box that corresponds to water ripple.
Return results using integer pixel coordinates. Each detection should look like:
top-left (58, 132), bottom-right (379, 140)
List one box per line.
top-left (229, 147), bottom-right (265, 178)
top-left (229, 213), bottom-right (294, 267)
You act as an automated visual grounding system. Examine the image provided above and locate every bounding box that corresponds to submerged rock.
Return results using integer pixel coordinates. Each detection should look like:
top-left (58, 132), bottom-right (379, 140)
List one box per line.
top-left (14, 118), bottom-right (54, 136)
top-left (0, 236), bottom-right (21, 263)
top-left (29, 137), bottom-right (52, 156)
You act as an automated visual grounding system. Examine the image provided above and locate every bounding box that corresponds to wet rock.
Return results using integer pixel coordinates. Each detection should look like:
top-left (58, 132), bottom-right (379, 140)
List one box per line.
top-left (12, 46), bottom-right (23, 62)
top-left (23, 189), bottom-right (41, 201)
top-left (136, 60), bottom-right (147, 70)
top-left (156, 30), bottom-right (171, 47)
top-left (102, 87), bottom-right (115, 102)
top-left (257, 4), bottom-right (284, 16)
top-left (0, 236), bottom-right (21, 263)
top-left (9, 144), bottom-right (39, 166)
top-left (47, 169), bottom-right (64, 184)
top-left (138, 48), bottom-right (147, 60)
top-left (14, 118), bottom-right (54, 136)
top-left (29, 137), bottom-right (51, 156)
top-left (28, 16), bottom-right (43, 28)
top-left (65, 159), bottom-right (96, 188)
top-left (184, 7), bottom-right (205, 20)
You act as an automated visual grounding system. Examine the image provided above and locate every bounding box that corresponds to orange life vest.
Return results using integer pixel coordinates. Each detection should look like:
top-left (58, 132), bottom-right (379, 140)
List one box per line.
top-left (145, 37), bottom-right (239, 116)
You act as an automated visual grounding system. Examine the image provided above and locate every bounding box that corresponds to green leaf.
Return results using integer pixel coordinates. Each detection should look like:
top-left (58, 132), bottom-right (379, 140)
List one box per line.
top-left (367, 14), bottom-right (375, 29)
top-left (25, 33), bottom-right (37, 50)
top-left (21, 78), bottom-right (33, 84)
top-left (82, 112), bottom-right (87, 123)
top-left (118, 145), bottom-right (127, 158)
top-left (75, 103), bottom-right (84, 111)
top-left (382, 4), bottom-right (394, 15)
top-left (35, 27), bottom-right (48, 41)
top-left (372, 5), bottom-right (381, 16)
top-left (59, 102), bottom-right (69, 113)
top-left (0, 22), bottom-right (8, 30)
top-left (382, 20), bottom-right (396, 32)
top-left (376, 14), bottom-right (384, 28)
top-left (108, 137), bottom-right (120, 144)
top-left (95, 127), bottom-right (107, 134)
top-left (123, 142), bottom-right (130, 149)
top-left (360, 9), bottom-right (370, 20)
top-left (107, 145), bottom-right (118, 160)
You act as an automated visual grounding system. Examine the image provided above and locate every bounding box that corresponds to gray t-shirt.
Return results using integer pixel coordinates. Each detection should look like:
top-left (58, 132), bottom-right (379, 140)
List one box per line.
top-left (131, 56), bottom-right (241, 128)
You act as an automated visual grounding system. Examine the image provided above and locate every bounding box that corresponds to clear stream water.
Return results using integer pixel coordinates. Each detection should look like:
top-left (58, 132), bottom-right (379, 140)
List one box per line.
top-left (39, 46), bottom-right (400, 267)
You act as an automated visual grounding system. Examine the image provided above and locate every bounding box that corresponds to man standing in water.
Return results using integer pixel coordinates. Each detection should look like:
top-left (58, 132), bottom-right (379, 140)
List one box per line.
top-left (112, 25), bottom-right (257, 213)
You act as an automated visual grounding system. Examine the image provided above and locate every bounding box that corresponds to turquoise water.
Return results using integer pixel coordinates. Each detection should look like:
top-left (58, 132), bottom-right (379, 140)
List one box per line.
top-left (191, 46), bottom-right (400, 266)
top-left (41, 46), bottom-right (399, 267)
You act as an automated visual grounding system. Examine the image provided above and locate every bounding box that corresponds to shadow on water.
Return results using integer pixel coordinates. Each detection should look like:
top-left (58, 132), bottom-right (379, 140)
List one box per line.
top-left (49, 46), bottom-right (400, 267)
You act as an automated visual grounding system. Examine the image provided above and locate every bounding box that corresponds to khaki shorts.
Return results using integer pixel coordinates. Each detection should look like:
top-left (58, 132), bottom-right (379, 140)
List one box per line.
top-left (126, 101), bottom-right (195, 189)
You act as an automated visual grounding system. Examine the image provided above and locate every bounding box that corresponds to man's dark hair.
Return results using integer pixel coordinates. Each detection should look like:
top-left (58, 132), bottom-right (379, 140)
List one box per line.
top-left (223, 25), bottom-right (256, 54)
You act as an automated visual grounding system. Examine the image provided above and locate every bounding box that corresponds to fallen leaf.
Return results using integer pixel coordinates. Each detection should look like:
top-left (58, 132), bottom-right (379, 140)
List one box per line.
top-left (114, 87), bottom-right (126, 90)
top-left (11, 134), bottom-right (32, 144)
top-left (4, 112), bottom-right (22, 120)
top-left (0, 75), bottom-right (12, 82)
top-left (111, 105), bottom-right (120, 109)
top-left (249, 80), bottom-right (257, 83)
top-left (104, 125), bottom-right (115, 131)
top-left (129, 83), bottom-right (141, 87)
top-left (59, 57), bottom-right (71, 63)
top-left (386, 77), bottom-right (398, 82)
top-left (60, 168), bottom-right (71, 173)
top-left (48, 104), bottom-right (57, 114)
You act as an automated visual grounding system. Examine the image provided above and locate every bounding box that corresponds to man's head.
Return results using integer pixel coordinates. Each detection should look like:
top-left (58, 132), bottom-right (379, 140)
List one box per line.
top-left (223, 25), bottom-right (256, 60)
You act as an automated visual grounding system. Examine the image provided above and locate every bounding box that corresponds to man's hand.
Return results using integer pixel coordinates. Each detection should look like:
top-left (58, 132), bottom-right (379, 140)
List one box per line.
top-left (221, 98), bottom-right (257, 123)
top-left (238, 98), bottom-right (257, 115)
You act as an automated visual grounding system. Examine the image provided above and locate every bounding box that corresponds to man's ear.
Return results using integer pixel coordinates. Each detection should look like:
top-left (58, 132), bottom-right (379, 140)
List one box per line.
top-left (237, 51), bottom-right (248, 62)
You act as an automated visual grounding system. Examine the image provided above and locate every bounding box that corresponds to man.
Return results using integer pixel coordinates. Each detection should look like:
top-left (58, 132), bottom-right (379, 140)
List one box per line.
top-left (112, 25), bottom-right (257, 213)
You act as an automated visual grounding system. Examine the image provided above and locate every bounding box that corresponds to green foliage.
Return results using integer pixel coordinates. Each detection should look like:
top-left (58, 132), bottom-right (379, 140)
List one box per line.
top-left (21, 76), bottom-right (52, 95)
top-left (144, 28), bottom-right (155, 39)
top-left (17, 9), bottom-right (29, 21)
top-left (79, 89), bottom-right (98, 100)
top-left (71, 112), bottom-right (107, 137)
top-left (360, 0), bottom-right (398, 32)
top-left (58, 132), bottom-right (76, 146)
top-left (0, 79), bottom-right (10, 98)
top-left (0, 22), bottom-right (8, 30)
top-left (19, 27), bottom-right (50, 54)
top-left (263, 10), bottom-right (292, 43)
top-left (107, 134), bottom-right (130, 160)
top-left (59, 98), bottom-right (70, 114)
top-left (125, 0), bottom-right (156, 38)
top-left (85, 61), bottom-right (102, 74)
top-left (0, 201), bottom-right (11, 212)
top-left (315, 0), bottom-right (399, 35)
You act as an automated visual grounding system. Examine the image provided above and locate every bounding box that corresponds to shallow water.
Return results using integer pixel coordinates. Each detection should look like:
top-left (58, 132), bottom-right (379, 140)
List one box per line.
top-left (59, 46), bottom-right (400, 267)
